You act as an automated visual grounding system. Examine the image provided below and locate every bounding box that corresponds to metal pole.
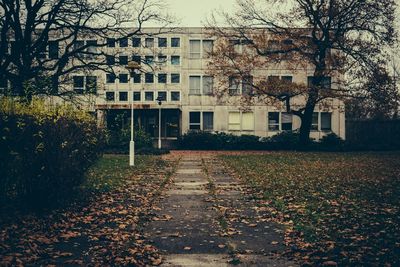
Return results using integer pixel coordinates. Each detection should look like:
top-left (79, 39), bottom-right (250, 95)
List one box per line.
top-left (129, 76), bottom-right (135, 166)
top-left (158, 105), bottom-right (162, 149)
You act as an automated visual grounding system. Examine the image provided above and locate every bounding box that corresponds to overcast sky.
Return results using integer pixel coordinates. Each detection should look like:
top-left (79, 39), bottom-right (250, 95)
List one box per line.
top-left (164, 0), bottom-right (400, 29)
top-left (165, 0), bottom-right (235, 27)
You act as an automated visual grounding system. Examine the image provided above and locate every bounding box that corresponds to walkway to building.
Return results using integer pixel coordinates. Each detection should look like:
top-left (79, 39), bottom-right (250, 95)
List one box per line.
top-left (145, 152), bottom-right (297, 266)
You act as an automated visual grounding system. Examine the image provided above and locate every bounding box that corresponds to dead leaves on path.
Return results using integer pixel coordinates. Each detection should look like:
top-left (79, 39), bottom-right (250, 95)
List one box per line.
top-left (0, 158), bottom-right (177, 266)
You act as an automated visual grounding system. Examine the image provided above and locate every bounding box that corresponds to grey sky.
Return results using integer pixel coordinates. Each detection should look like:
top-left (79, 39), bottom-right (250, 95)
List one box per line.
top-left (165, 0), bottom-right (236, 27)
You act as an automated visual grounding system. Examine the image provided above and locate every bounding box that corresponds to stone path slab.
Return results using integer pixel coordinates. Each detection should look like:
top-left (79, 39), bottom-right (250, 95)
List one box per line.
top-left (144, 154), bottom-right (298, 266)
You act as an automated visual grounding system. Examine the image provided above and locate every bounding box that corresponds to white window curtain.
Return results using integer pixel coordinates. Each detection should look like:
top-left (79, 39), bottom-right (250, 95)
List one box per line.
top-left (189, 40), bottom-right (201, 59)
top-left (189, 76), bottom-right (201, 95)
top-left (228, 112), bottom-right (241, 130)
top-left (242, 112), bottom-right (254, 131)
top-left (202, 76), bottom-right (213, 95)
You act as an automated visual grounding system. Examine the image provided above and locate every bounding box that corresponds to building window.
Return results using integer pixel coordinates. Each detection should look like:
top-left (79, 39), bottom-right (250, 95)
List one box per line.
top-left (119, 37), bottom-right (128, 47)
top-left (145, 73), bottom-right (154, 83)
top-left (242, 75), bottom-right (253, 95)
top-left (133, 91), bottom-right (141, 101)
top-left (73, 76), bottom-right (84, 93)
top-left (228, 112), bottom-right (241, 131)
top-left (321, 112), bottom-right (332, 131)
top-left (106, 55), bottom-right (115, 65)
top-left (145, 91), bottom-right (154, 101)
top-left (203, 112), bottom-right (214, 131)
top-left (189, 76), bottom-right (201, 95)
top-left (48, 41), bottom-right (59, 59)
top-left (158, 55), bottom-right (167, 64)
top-left (106, 92), bottom-right (115, 101)
top-left (202, 76), bottom-right (213, 95)
top-left (229, 76), bottom-right (240, 95)
top-left (158, 91), bottom-right (167, 101)
top-left (158, 73), bottom-right (167, 84)
top-left (132, 37), bottom-right (141, 47)
top-left (119, 92), bottom-right (128, 101)
top-left (308, 76), bottom-right (331, 89)
top-left (119, 55), bottom-right (128, 65)
top-left (74, 40), bottom-right (85, 57)
top-left (132, 55), bottom-right (141, 63)
top-left (242, 112), bottom-right (254, 131)
top-left (189, 112), bottom-right (201, 130)
top-left (171, 37), bottom-right (180, 47)
top-left (158, 37), bottom-right (167, 47)
top-left (85, 76), bottom-right (97, 94)
top-left (133, 73), bottom-right (141, 83)
top-left (171, 91), bottom-right (180, 101)
top-left (267, 40), bottom-right (280, 52)
top-left (203, 40), bottom-right (214, 57)
top-left (229, 112), bottom-right (254, 131)
top-left (281, 76), bottom-right (293, 83)
top-left (145, 55), bottom-right (154, 65)
top-left (281, 112), bottom-right (293, 131)
top-left (171, 55), bottom-right (180, 65)
top-left (311, 112), bottom-right (319, 131)
top-left (107, 38), bottom-right (116, 47)
top-left (171, 73), bottom-right (180, 83)
top-left (189, 40), bottom-right (201, 59)
top-left (268, 112), bottom-right (280, 131)
top-left (145, 38), bottom-right (154, 48)
top-left (267, 75), bottom-right (280, 83)
top-left (119, 73), bottom-right (129, 83)
top-left (86, 40), bottom-right (97, 57)
top-left (106, 73), bottom-right (116, 83)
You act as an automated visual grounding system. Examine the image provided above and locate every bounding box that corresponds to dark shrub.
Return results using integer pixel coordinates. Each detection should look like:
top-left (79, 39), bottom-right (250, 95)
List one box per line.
top-left (0, 99), bottom-right (105, 207)
top-left (178, 131), bottom-right (265, 150)
top-left (105, 127), bottom-right (153, 153)
top-left (319, 133), bottom-right (345, 151)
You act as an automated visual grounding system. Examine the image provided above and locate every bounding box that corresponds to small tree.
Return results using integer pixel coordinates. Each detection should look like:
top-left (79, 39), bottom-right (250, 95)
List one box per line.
top-left (207, 0), bottom-right (397, 145)
top-left (0, 0), bottom-right (173, 101)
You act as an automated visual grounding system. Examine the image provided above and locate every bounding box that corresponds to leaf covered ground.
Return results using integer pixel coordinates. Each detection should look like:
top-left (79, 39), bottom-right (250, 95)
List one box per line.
top-left (0, 154), bottom-right (177, 266)
top-left (221, 151), bottom-right (400, 266)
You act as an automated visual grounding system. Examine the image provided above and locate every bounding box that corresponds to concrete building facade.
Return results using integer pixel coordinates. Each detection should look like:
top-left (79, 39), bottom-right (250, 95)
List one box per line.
top-left (69, 27), bottom-right (345, 143)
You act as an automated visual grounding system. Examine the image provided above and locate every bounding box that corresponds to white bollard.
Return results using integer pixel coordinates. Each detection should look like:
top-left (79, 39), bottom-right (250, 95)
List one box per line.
top-left (129, 141), bottom-right (135, 166)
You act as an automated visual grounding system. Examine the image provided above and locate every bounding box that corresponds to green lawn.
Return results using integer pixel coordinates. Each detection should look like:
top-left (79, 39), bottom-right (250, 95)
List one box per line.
top-left (83, 154), bottom-right (168, 192)
top-left (221, 152), bottom-right (400, 266)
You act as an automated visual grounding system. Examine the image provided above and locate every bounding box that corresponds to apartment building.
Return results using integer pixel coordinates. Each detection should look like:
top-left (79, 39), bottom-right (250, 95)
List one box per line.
top-left (67, 27), bottom-right (345, 143)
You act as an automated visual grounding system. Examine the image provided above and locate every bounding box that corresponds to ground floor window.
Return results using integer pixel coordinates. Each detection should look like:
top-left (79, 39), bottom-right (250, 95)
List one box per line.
top-left (106, 92), bottom-right (115, 101)
top-left (311, 112), bottom-right (332, 131)
top-left (229, 111), bottom-right (254, 131)
top-left (171, 91), bottom-right (180, 101)
top-left (189, 111), bottom-right (214, 131)
top-left (268, 112), bottom-right (293, 131)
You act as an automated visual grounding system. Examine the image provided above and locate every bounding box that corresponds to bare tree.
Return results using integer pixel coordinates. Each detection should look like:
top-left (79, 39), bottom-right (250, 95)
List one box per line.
top-left (0, 0), bottom-right (173, 101)
top-left (207, 0), bottom-right (397, 145)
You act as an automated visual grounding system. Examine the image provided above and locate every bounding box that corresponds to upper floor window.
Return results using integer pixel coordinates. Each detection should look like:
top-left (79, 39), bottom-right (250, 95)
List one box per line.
top-left (106, 55), bottom-right (115, 65)
top-left (106, 73), bottom-right (116, 84)
top-left (107, 38), bottom-right (116, 47)
top-left (202, 76), bottom-right (213, 95)
top-left (189, 76), bottom-right (201, 95)
top-left (119, 73), bottom-right (129, 83)
top-left (171, 37), bottom-right (180, 47)
top-left (132, 55), bottom-right (141, 63)
top-left (158, 73), bottom-right (167, 84)
top-left (119, 55), bottom-right (128, 65)
top-left (189, 40), bottom-right (201, 59)
top-left (158, 38), bottom-right (167, 47)
top-left (48, 41), bottom-right (59, 59)
top-left (132, 37), bottom-right (141, 47)
top-left (119, 92), bottom-right (128, 101)
top-left (171, 91), bottom-right (180, 101)
top-left (145, 55), bottom-right (154, 65)
top-left (171, 55), bottom-right (180, 65)
top-left (158, 91), bottom-right (167, 101)
top-left (171, 73), bottom-right (180, 83)
top-left (203, 40), bottom-right (214, 57)
top-left (308, 76), bottom-right (331, 89)
top-left (106, 92), bottom-right (115, 101)
top-left (229, 76), bottom-right (240, 95)
top-left (119, 37), bottom-right (128, 47)
top-left (145, 73), bottom-right (154, 83)
top-left (145, 38), bottom-right (154, 48)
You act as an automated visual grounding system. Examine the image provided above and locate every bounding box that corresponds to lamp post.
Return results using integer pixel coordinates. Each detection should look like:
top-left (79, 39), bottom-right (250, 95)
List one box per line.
top-left (156, 96), bottom-right (162, 149)
top-left (126, 61), bottom-right (141, 166)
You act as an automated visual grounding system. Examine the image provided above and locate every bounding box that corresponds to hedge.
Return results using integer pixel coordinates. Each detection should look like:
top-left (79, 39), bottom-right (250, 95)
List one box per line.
top-left (0, 98), bottom-right (105, 208)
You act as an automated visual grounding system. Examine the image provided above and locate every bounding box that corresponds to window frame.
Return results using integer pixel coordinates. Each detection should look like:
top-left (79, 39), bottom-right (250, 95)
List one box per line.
top-left (119, 91), bottom-right (128, 101)
top-left (171, 73), bottom-right (180, 84)
top-left (171, 37), bottom-right (180, 47)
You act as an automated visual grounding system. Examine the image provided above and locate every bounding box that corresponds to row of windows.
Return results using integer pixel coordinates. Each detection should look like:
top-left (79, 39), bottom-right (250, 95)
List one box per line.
top-left (107, 37), bottom-right (181, 48)
top-left (188, 111), bottom-right (332, 132)
top-left (106, 55), bottom-right (181, 66)
top-left (105, 73), bottom-right (180, 84)
top-left (105, 91), bottom-right (181, 102)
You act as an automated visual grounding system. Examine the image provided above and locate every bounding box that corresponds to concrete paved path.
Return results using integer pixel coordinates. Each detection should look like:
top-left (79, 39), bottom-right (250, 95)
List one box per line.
top-left (145, 154), bottom-right (297, 266)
